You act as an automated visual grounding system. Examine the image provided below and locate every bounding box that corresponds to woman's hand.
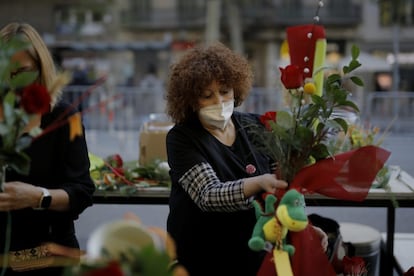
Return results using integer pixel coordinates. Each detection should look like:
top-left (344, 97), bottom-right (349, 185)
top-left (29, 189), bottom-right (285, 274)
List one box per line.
top-left (312, 225), bottom-right (329, 252)
top-left (243, 173), bottom-right (288, 198)
top-left (259, 173), bottom-right (288, 194)
top-left (0, 182), bottom-right (70, 212)
top-left (0, 181), bottom-right (41, 211)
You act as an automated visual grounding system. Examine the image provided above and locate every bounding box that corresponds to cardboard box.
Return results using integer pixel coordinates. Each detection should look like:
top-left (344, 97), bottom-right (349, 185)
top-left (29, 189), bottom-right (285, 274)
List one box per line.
top-left (139, 119), bottom-right (173, 166)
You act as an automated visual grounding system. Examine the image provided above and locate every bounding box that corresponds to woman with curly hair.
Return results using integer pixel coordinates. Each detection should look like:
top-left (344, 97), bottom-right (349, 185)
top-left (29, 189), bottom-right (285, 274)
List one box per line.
top-left (165, 42), bottom-right (288, 275)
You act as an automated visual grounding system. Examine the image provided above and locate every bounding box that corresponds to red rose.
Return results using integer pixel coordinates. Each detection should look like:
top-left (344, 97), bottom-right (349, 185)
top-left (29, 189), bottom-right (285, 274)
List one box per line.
top-left (342, 256), bottom-right (367, 276)
top-left (279, 64), bottom-right (304, 89)
top-left (20, 83), bottom-right (51, 114)
top-left (106, 154), bottom-right (123, 168)
top-left (260, 111), bottom-right (277, 130)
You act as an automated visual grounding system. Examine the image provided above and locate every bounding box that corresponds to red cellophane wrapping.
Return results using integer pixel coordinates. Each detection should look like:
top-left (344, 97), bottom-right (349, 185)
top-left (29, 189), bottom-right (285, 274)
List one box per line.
top-left (257, 145), bottom-right (390, 275)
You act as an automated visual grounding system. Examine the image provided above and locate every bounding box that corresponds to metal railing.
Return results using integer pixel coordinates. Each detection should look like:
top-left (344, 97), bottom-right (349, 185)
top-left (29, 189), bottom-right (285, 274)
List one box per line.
top-left (62, 85), bottom-right (414, 132)
top-left (62, 85), bottom-right (167, 130)
top-left (364, 91), bottom-right (414, 132)
top-left (62, 85), bottom-right (283, 130)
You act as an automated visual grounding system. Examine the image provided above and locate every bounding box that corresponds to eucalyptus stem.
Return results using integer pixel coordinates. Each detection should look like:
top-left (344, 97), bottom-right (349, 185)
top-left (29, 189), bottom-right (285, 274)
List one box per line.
top-left (285, 89), bottom-right (305, 183)
top-left (295, 89), bottom-right (305, 127)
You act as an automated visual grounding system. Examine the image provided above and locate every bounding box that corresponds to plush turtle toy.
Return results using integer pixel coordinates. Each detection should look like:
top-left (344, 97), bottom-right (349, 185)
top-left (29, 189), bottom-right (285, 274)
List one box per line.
top-left (248, 189), bottom-right (308, 256)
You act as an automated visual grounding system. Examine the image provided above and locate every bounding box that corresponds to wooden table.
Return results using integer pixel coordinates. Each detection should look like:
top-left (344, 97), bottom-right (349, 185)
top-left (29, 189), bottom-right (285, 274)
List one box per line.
top-left (93, 166), bottom-right (414, 276)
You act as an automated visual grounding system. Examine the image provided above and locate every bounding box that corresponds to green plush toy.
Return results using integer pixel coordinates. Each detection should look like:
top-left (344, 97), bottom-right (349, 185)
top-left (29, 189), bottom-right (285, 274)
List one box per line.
top-left (248, 193), bottom-right (278, 252)
top-left (248, 189), bottom-right (308, 256)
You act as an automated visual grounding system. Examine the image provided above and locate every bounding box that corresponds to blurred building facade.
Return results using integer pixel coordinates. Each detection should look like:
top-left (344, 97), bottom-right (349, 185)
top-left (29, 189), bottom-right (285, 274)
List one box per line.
top-left (0, 0), bottom-right (413, 91)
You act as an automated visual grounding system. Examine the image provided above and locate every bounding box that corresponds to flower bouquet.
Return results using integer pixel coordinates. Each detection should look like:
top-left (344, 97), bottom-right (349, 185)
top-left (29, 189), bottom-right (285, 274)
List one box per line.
top-left (0, 35), bottom-right (85, 188)
top-left (253, 22), bottom-right (390, 276)
top-left (0, 37), bottom-right (53, 190)
top-left (89, 152), bottom-right (171, 194)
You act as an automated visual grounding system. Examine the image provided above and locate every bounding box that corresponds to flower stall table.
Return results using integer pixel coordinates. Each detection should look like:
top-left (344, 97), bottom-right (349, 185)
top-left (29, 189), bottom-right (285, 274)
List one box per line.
top-left (93, 167), bottom-right (414, 276)
top-left (93, 187), bottom-right (170, 205)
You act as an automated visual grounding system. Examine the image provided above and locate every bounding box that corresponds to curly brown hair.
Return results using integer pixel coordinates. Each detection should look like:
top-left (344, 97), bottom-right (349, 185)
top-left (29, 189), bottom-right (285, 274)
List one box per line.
top-left (166, 42), bottom-right (253, 124)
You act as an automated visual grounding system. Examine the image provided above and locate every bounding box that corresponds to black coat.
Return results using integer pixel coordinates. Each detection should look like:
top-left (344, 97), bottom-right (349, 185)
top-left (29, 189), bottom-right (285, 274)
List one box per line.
top-left (167, 112), bottom-right (271, 276)
top-left (0, 101), bottom-right (95, 253)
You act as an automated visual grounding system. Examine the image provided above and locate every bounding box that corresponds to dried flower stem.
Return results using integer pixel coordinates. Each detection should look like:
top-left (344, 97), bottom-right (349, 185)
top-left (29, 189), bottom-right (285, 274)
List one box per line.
top-left (103, 161), bottom-right (134, 186)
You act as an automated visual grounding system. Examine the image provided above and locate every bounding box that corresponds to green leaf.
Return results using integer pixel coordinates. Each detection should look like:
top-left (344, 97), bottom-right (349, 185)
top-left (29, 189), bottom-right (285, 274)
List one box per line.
top-left (311, 143), bottom-right (330, 160)
top-left (347, 60), bottom-right (362, 72)
top-left (15, 136), bottom-right (33, 151)
top-left (343, 46), bottom-right (361, 74)
top-left (9, 71), bottom-right (39, 89)
top-left (5, 38), bottom-right (30, 54)
top-left (351, 44), bottom-right (360, 60)
top-left (3, 92), bottom-right (16, 120)
top-left (28, 126), bottom-right (43, 137)
top-left (276, 110), bottom-right (294, 129)
top-left (316, 121), bottom-right (326, 134)
top-left (326, 74), bottom-right (341, 85)
top-left (269, 123), bottom-right (291, 140)
top-left (332, 89), bottom-right (348, 103)
top-left (350, 76), bottom-right (364, 86)
top-left (295, 125), bottom-right (314, 145)
top-left (332, 117), bottom-right (348, 133)
top-left (0, 123), bottom-right (8, 135)
top-left (310, 94), bottom-right (325, 106)
top-left (301, 104), bottom-right (321, 126)
top-left (0, 37), bottom-right (35, 177)
top-left (342, 100), bottom-right (360, 112)
top-left (343, 65), bottom-right (350, 74)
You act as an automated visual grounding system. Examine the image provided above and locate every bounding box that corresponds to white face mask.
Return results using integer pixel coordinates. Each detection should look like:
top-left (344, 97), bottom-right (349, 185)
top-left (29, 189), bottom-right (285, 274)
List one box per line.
top-left (198, 100), bottom-right (234, 130)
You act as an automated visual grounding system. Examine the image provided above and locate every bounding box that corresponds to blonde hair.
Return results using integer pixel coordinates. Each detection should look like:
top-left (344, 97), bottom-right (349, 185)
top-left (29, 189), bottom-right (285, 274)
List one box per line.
top-left (0, 22), bottom-right (67, 106)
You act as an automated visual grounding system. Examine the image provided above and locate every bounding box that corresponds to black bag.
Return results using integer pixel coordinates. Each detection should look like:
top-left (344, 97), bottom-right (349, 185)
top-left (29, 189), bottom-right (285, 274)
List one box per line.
top-left (308, 213), bottom-right (355, 274)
